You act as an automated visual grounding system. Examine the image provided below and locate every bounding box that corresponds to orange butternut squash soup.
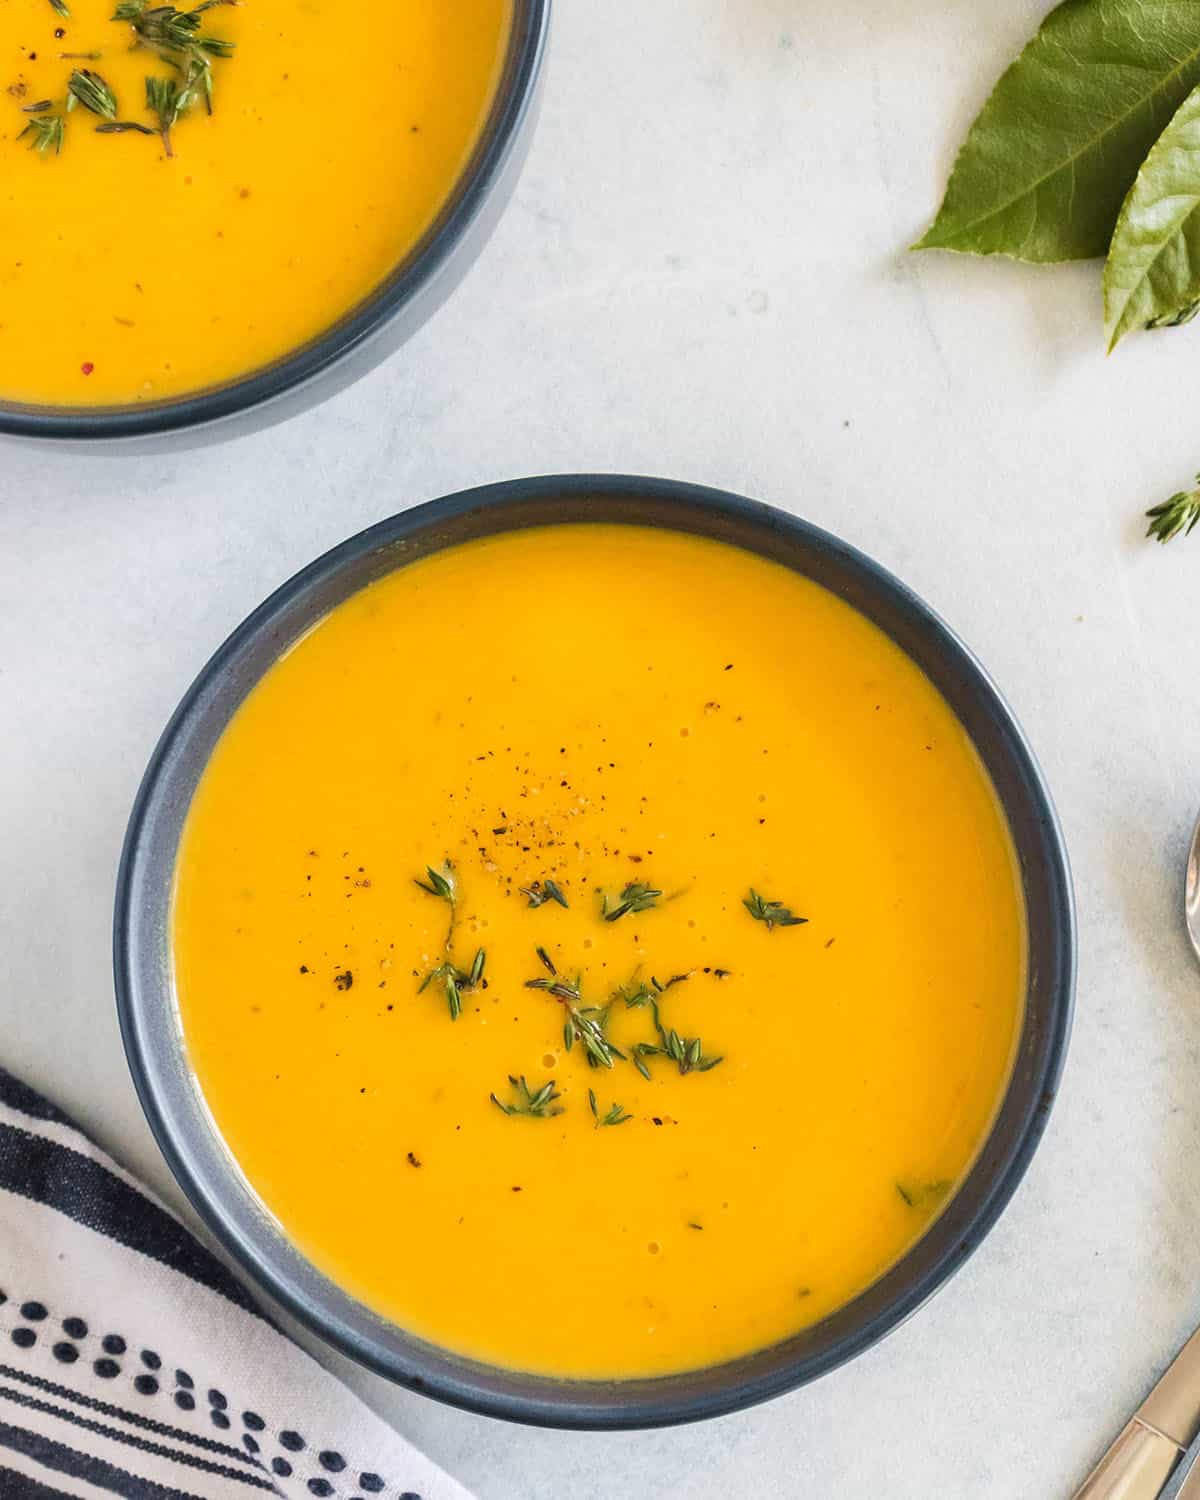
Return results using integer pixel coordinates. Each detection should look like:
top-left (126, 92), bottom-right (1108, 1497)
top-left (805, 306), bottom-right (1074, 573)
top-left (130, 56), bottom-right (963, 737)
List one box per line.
top-left (172, 525), bottom-right (1025, 1379)
top-left (0, 0), bottom-right (509, 405)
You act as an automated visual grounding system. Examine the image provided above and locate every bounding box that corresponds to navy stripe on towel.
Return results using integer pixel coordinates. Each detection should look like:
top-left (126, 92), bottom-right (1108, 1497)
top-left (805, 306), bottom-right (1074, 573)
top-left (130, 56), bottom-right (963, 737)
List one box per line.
top-left (0, 1365), bottom-right (262, 1469)
top-left (0, 1387), bottom-right (277, 1493)
top-left (0, 1121), bottom-right (262, 1321)
top-left (0, 1416), bottom-right (212, 1500)
top-left (0, 1463), bottom-right (91, 1500)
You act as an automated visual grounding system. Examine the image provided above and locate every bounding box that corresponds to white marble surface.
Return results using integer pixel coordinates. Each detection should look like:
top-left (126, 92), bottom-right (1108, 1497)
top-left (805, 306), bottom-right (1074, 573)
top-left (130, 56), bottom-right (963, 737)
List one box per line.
top-left (4, 0), bottom-right (1200, 1494)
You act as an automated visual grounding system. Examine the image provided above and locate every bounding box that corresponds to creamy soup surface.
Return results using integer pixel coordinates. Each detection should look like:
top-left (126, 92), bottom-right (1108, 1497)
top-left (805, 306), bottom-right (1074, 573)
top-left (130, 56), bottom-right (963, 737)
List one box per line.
top-left (173, 524), bottom-right (1025, 1378)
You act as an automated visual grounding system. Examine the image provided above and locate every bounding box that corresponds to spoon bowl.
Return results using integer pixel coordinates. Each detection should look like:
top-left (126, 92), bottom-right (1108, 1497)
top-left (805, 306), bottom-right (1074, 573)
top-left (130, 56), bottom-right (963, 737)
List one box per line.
top-left (1187, 810), bottom-right (1200, 965)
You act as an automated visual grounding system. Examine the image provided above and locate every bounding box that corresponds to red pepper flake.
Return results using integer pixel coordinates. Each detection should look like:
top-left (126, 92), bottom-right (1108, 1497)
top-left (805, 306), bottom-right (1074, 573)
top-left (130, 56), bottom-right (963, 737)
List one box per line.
top-left (81, 362), bottom-right (94, 376)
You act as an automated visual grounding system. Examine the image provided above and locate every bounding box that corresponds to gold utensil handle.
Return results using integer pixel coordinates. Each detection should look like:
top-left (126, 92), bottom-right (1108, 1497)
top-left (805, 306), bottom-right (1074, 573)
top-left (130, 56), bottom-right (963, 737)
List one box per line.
top-left (1070, 1418), bottom-right (1182, 1500)
top-left (1073, 1324), bottom-right (1200, 1500)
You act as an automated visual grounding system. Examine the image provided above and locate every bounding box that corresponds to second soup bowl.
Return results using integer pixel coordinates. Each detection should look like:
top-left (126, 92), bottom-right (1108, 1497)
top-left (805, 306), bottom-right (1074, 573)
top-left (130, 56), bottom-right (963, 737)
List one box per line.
top-left (0, 0), bottom-right (549, 446)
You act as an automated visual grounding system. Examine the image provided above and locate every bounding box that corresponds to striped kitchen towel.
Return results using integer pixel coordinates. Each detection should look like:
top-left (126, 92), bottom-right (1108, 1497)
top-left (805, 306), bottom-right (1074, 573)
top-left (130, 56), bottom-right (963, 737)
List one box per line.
top-left (0, 1066), bottom-right (474, 1500)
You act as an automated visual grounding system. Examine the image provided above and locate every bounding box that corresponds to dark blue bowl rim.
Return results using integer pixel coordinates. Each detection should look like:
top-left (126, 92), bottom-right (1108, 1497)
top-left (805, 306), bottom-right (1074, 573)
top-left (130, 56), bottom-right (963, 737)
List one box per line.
top-left (114, 474), bottom-right (1076, 1429)
top-left (0, 1), bottom-right (549, 442)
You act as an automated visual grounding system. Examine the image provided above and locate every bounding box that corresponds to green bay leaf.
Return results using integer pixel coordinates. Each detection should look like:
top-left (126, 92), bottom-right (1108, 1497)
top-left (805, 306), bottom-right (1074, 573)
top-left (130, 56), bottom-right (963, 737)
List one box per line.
top-left (915, 0), bottom-right (1200, 263)
top-left (1105, 84), bottom-right (1200, 347)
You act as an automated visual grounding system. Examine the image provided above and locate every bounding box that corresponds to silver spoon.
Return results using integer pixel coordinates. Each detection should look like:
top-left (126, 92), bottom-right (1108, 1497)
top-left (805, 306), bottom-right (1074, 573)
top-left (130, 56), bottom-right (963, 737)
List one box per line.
top-left (1187, 809), bottom-right (1200, 964)
top-left (1071, 813), bottom-right (1200, 1499)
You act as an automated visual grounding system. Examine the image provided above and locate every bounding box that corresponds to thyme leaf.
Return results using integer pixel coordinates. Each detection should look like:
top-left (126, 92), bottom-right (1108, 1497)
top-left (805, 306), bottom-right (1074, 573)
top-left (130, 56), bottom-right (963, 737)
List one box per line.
top-left (67, 68), bottom-right (118, 119)
top-left (743, 888), bottom-right (807, 930)
top-left (19, 113), bottom-right (65, 153)
top-left (525, 953), bottom-right (624, 1068)
top-left (490, 1074), bottom-right (564, 1119)
top-left (601, 881), bottom-right (662, 922)
top-left (415, 861), bottom-right (455, 901)
top-left (95, 118), bottom-right (155, 136)
top-left (526, 977), bottom-right (583, 1003)
top-left (564, 1002), bottom-right (625, 1069)
top-left (645, 1024), bottom-right (723, 1075)
top-left (415, 860), bottom-right (457, 948)
top-left (519, 878), bottom-right (568, 908)
top-left (631, 1045), bottom-right (654, 1081)
top-left (525, 949), bottom-right (582, 1003)
top-left (588, 1089), bottom-right (632, 1127)
top-left (1146, 477), bottom-right (1200, 543)
top-left (417, 948), bottom-right (484, 1022)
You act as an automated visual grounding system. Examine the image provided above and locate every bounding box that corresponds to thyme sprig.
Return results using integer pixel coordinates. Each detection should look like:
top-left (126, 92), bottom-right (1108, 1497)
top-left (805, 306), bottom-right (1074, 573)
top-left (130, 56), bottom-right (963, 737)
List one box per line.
top-left (415, 861), bottom-right (457, 949)
top-left (615, 975), bottom-right (666, 1078)
top-left (614, 968), bottom-right (721, 1076)
top-left (564, 1002), bottom-right (624, 1068)
top-left (588, 1089), bottom-right (632, 1127)
top-left (120, 0), bottom-right (237, 38)
top-left (14, 0), bottom-right (238, 158)
top-left (142, 68), bottom-right (201, 154)
top-left (1146, 477), bottom-right (1200, 543)
top-left (519, 878), bottom-right (568, 908)
top-left (525, 949), bottom-right (625, 1068)
top-left (490, 1074), bottom-right (564, 1119)
top-left (614, 971), bottom-right (691, 1009)
top-left (525, 944), bottom-right (581, 1001)
top-left (418, 947), bottom-right (485, 1022)
top-left (114, 0), bottom-right (236, 83)
top-left (744, 888), bottom-right (807, 930)
top-left (601, 881), bottom-right (662, 922)
top-left (525, 973), bottom-right (581, 1003)
top-left (113, 1), bottom-right (236, 131)
top-left (19, 111), bottom-right (65, 154)
top-left (642, 1026), bottom-right (723, 1075)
